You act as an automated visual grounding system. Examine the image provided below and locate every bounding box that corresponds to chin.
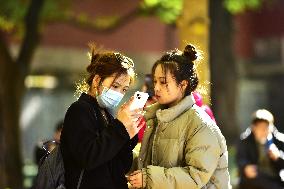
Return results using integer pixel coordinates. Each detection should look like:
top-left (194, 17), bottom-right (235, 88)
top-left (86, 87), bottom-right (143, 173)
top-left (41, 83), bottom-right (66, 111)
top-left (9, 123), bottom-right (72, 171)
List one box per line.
top-left (157, 99), bottom-right (164, 104)
top-left (157, 99), bottom-right (169, 105)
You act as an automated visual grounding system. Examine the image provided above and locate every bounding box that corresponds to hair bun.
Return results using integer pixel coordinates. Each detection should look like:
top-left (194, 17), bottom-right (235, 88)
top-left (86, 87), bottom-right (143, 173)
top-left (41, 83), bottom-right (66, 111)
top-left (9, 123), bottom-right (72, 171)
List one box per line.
top-left (183, 44), bottom-right (198, 61)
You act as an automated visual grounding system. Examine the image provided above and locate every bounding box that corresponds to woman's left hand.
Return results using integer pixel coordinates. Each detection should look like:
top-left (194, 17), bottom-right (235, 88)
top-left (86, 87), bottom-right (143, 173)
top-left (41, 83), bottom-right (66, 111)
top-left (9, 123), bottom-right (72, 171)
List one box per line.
top-left (127, 170), bottom-right (143, 188)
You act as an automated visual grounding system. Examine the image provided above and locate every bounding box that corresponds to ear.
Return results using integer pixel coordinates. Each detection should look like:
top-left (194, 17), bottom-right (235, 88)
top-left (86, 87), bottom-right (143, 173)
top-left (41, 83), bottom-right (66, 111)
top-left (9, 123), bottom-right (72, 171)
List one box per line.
top-left (92, 75), bottom-right (101, 89)
top-left (180, 80), bottom-right (188, 92)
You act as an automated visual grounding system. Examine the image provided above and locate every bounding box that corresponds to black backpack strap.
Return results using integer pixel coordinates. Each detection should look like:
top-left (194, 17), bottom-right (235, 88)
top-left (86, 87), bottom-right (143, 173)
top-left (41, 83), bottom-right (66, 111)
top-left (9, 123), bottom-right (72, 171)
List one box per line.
top-left (76, 169), bottom-right (84, 189)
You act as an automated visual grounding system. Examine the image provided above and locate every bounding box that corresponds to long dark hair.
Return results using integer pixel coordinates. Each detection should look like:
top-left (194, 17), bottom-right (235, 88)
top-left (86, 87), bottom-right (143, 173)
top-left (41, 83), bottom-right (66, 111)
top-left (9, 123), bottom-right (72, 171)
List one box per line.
top-left (152, 44), bottom-right (199, 96)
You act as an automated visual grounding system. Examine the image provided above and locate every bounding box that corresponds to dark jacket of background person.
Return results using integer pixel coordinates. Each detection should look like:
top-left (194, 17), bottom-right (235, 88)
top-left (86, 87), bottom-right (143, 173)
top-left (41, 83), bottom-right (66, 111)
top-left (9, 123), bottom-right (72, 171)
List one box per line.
top-left (34, 121), bottom-right (63, 165)
top-left (236, 127), bottom-right (284, 189)
top-left (61, 93), bottom-right (138, 189)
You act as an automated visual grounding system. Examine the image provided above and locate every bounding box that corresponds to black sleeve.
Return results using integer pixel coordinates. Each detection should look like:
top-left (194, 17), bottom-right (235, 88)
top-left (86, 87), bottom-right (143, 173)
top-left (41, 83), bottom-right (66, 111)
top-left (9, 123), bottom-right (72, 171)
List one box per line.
top-left (274, 137), bottom-right (284, 168)
top-left (117, 135), bottom-right (138, 172)
top-left (236, 139), bottom-right (250, 175)
top-left (61, 102), bottom-right (130, 171)
top-left (34, 145), bottom-right (47, 165)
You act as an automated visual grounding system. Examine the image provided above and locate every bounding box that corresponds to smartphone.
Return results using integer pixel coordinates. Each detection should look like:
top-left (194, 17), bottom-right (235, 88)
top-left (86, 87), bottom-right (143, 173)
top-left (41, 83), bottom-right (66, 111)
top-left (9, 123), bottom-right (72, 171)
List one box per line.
top-left (129, 91), bottom-right (149, 111)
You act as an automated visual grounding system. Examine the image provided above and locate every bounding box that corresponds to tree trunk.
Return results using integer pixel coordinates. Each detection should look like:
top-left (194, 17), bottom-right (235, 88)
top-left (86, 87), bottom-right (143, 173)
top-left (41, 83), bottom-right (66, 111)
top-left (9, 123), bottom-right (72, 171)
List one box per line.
top-left (209, 0), bottom-right (239, 144)
top-left (0, 33), bottom-right (24, 189)
top-left (0, 0), bottom-right (44, 187)
top-left (177, 0), bottom-right (210, 103)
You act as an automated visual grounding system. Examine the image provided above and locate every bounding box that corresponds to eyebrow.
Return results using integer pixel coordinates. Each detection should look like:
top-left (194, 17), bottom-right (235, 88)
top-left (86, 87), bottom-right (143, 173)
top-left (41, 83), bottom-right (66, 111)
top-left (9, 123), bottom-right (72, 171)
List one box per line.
top-left (154, 76), bottom-right (165, 79)
top-left (157, 77), bottom-right (166, 80)
top-left (113, 81), bottom-right (129, 88)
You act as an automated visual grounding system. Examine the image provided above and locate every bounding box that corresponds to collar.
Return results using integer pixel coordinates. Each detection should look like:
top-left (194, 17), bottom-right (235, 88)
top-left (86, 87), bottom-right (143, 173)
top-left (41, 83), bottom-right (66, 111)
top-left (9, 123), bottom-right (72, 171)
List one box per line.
top-left (145, 95), bottom-right (195, 123)
top-left (79, 92), bottom-right (114, 122)
top-left (79, 92), bottom-right (99, 107)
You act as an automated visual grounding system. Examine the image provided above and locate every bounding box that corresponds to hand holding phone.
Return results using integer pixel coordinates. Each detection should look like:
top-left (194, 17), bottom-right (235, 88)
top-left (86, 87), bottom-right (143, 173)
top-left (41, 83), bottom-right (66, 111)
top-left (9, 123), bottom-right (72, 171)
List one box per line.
top-left (129, 91), bottom-right (149, 111)
top-left (117, 92), bottom-right (148, 138)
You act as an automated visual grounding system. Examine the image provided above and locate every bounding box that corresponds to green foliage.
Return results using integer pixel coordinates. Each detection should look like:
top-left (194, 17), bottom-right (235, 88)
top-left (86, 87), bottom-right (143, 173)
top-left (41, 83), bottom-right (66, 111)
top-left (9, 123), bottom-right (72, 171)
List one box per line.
top-left (224, 0), bottom-right (264, 14)
top-left (0, 0), bottom-right (185, 37)
top-left (141, 0), bottom-right (183, 24)
top-left (40, 0), bottom-right (70, 20)
top-left (0, 0), bottom-right (70, 34)
top-left (0, 0), bottom-right (28, 32)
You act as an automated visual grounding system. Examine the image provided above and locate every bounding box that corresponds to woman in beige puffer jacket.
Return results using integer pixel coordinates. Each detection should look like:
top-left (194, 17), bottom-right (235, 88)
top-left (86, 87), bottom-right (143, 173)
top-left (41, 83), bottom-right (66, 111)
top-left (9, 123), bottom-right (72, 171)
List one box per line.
top-left (128, 45), bottom-right (231, 189)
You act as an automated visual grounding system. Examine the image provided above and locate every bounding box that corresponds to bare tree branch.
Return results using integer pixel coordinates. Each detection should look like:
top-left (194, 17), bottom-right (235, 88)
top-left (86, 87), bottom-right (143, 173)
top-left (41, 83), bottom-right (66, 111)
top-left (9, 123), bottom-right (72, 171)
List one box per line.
top-left (45, 6), bottom-right (142, 34)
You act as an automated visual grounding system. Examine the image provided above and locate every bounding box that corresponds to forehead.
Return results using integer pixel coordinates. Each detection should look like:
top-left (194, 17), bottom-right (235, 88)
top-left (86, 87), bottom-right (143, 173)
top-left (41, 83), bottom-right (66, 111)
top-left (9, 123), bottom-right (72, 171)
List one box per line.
top-left (103, 73), bottom-right (131, 86)
top-left (154, 64), bottom-right (172, 78)
top-left (254, 121), bottom-right (269, 130)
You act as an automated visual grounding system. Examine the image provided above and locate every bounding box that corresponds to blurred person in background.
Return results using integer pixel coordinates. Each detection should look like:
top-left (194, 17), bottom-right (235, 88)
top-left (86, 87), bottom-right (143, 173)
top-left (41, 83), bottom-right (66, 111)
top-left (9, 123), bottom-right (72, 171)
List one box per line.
top-left (138, 74), bottom-right (157, 142)
top-left (34, 120), bottom-right (63, 165)
top-left (141, 74), bottom-right (156, 107)
top-left (128, 44), bottom-right (231, 189)
top-left (236, 109), bottom-right (284, 189)
top-left (60, 45), bottom-right (144, 189)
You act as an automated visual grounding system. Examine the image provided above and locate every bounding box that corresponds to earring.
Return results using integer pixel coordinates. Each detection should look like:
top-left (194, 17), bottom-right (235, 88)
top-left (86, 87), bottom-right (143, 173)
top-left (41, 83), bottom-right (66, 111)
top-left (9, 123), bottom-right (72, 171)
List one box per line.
top-left (94, 87), bottom-right (99, 96)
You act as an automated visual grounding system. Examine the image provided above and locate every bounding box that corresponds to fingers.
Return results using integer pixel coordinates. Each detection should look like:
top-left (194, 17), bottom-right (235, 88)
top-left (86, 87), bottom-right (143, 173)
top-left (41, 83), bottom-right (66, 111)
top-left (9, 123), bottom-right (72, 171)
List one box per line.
top-left (137, 116), bottom-right (144, 124)
top-left (128, 171), bottom-right (142, 188)
top-left (124, 96), bottom-right (135, 108)
top-left (129, 110), bottom-right (144, 123)
top-left (130, 170), bottom-right (141, 176)
top-left (137, 120), bottom-right (146, 131)
top-left (119, 97), bottom-right (134, 112)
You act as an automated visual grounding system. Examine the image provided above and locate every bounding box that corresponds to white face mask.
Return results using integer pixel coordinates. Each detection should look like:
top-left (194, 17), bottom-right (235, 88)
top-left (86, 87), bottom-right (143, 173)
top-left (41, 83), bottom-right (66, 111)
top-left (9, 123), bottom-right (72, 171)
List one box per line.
top-left (96, 87), bottom-right (124, 115)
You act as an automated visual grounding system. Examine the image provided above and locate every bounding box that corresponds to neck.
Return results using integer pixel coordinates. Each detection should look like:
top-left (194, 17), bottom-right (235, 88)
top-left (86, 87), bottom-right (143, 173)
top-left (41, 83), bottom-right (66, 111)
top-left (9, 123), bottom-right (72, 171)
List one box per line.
top-left (168, 95), bottom-right (184, 108)
top-left (88, 89), bottom-right (97, 98)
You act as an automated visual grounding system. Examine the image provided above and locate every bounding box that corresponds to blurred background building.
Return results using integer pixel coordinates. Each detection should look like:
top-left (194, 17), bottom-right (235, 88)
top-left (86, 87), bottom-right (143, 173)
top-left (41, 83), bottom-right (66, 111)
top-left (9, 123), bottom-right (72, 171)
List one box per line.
top-left (235, 0), bottom-right (284, 131)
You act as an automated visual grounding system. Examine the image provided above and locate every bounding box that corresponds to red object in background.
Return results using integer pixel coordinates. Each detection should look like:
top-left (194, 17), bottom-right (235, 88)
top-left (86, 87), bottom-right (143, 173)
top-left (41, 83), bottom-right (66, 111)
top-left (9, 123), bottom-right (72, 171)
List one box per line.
top-left (138, 117), bottom-right (146, 142)
top-left (192, 92), bottom-right (216, 123)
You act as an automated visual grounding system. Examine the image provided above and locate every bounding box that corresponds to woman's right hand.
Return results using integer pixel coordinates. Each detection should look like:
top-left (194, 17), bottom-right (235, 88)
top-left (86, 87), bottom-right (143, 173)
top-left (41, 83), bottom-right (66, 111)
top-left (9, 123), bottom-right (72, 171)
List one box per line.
top-left (117, 97), bottom-right (144, 139)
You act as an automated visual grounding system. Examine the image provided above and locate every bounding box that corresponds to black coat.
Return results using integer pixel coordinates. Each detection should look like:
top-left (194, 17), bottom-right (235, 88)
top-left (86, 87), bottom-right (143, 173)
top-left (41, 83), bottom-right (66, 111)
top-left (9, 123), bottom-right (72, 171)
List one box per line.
top-left (61, 93), bottom-right (137, 189)
top-left (236, 127), bottom-right (284, 182)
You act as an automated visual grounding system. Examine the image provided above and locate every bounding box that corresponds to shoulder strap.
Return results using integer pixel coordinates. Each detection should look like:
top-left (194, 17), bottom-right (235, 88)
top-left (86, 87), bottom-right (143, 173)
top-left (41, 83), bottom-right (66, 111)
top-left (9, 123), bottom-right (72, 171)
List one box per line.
top-left (76, 169), bottom-right (84, 189)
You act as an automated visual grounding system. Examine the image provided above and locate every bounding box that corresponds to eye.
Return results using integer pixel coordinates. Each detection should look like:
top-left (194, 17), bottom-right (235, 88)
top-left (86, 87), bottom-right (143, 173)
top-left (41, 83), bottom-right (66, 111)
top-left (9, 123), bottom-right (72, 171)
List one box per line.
top-left (112, 84), bottom-right (119, 88)
top-left (159, 79), bottom-right (166, 85)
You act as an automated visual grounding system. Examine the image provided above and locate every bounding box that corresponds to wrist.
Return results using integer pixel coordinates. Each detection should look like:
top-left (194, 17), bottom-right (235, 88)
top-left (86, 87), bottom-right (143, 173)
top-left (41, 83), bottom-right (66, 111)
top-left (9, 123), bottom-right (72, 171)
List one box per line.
top-left (141, 168), bottom-right (147, 188)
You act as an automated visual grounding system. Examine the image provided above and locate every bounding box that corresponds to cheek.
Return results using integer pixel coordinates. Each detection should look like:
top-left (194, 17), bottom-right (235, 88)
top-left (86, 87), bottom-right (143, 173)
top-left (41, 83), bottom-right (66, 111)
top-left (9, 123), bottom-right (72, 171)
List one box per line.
top-left (158, 90), bottom-right (176, 103)
top-left (111, 87), bottom-right (125, 95)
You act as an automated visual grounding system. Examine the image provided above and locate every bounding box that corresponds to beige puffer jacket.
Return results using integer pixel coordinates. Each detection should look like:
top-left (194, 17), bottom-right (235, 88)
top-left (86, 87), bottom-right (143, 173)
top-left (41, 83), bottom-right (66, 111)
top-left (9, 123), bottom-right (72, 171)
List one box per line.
top-left (137, 95), bottom-right (231, 189)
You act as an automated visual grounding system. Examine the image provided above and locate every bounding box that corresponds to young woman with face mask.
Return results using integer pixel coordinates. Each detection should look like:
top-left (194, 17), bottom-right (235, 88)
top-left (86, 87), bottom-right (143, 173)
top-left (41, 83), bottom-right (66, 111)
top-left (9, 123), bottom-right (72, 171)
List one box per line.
top-left (128, 45), bottom-right (231, 189)
top-left (60, 45), bottom-right (144, 189)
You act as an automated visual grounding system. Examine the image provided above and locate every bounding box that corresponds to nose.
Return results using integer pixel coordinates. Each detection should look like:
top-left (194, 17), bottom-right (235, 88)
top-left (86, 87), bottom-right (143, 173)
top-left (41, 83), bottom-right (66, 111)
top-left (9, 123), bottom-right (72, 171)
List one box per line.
top-left (112, 88), bottom-right (124, 95)
top-left (154, 83), bottom-right (160, 93)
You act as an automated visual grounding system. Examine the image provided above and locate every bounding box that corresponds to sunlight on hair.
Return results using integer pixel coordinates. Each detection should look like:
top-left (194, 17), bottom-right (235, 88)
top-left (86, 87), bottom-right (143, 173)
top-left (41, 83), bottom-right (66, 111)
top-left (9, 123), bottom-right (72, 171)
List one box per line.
top-left (75, 78), bottom-right (89, 99)
top-left (87, 52), bottom-right (92, 61)
top-left (195, 48), bottom-right (204, 62)
top-left (196, 80), bottom-right (211, 104)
